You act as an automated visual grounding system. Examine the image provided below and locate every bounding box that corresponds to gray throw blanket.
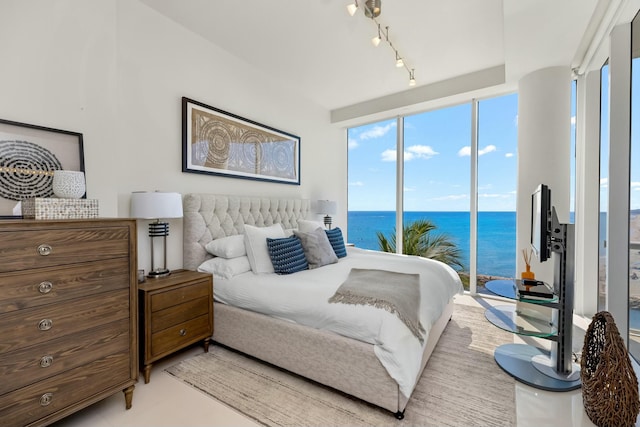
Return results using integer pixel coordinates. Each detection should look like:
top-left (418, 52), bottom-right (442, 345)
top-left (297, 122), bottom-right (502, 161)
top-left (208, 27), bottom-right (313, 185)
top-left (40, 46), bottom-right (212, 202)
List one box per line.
top-left (328, 268), bottom-right (426, 344)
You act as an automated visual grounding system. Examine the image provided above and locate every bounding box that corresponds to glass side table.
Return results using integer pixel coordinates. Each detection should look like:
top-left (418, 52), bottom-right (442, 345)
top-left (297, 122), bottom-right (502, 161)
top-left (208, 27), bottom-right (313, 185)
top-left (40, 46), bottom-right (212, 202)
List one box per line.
top-left (484, 279), bottom-right (581, 391)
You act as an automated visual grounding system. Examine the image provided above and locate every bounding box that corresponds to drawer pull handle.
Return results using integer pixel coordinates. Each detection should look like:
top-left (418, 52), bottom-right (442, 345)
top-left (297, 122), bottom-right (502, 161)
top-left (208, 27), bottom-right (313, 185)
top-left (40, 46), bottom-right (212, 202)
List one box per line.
top-left (179, 329), bottom-right (187, 336)
top-left (40, 355), bottom-right (53, 368)
top-left (37, 244), bottom-right (53, 256)
top-left (40, 392), bottom-right (53, 406)
top-left (38, 281), bottom-right (53, 294)
top-left (38, 319), bottom-right (53, 331)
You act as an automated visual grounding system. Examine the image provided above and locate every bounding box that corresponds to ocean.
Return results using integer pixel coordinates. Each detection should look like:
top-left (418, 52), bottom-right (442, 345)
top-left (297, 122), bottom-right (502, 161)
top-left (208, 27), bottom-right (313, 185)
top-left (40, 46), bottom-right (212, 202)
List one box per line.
top-left (347, 211), bottom-right (517, 278)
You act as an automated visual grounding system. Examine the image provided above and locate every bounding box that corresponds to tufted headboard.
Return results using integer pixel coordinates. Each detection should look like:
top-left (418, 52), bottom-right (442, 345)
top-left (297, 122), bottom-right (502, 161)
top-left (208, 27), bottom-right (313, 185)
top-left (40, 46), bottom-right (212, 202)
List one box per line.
top-left (183, 193), bottom-right (311, 270)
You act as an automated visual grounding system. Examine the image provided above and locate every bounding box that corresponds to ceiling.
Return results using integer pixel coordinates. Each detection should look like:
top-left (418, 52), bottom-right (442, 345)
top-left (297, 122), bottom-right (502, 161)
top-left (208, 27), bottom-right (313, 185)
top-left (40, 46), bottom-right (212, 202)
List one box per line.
top-left (140, 0), bottom-right (603, 116)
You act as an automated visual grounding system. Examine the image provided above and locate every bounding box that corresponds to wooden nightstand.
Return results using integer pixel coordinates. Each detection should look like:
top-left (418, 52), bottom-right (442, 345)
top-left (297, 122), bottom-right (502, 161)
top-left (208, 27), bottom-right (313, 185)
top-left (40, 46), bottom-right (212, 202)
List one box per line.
top-left (138, 269), bottom-right (213, 383)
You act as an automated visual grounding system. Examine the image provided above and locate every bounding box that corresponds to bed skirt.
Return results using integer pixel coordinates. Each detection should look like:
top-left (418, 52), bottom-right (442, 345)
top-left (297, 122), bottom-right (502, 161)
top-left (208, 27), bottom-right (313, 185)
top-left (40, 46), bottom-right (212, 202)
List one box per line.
top-left (212, 299), bottom-right (454, 414)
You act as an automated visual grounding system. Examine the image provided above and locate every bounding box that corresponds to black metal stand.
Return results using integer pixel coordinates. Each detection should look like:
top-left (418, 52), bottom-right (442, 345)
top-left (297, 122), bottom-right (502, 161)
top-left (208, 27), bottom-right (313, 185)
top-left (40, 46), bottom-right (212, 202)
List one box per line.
top-left (489, 209), bottom-right (581, 391)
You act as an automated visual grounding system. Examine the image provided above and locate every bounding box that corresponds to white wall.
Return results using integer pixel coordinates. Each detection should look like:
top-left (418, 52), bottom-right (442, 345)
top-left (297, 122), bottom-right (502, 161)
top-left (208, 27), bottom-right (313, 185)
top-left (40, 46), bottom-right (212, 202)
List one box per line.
top-left (0, 0), bottom-right (346, 273)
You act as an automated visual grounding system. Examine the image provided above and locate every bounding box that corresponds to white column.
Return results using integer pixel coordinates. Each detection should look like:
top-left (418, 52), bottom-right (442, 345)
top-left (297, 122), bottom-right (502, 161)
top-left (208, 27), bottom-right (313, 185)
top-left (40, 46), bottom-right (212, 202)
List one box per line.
top-left (516, 67), bottom-right (572, 284)
top-left (607, 23), bottom-right (631, 342)
top-left (574, 70), bottom-right (602, 317)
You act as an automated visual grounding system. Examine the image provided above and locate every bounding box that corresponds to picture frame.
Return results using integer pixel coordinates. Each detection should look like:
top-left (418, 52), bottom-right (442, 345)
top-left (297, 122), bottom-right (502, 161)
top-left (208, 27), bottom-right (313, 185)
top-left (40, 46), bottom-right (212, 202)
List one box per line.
top-left (0, 118), bottom-right (84, 218)
top-left (182, 97), bottom-right (300, 185)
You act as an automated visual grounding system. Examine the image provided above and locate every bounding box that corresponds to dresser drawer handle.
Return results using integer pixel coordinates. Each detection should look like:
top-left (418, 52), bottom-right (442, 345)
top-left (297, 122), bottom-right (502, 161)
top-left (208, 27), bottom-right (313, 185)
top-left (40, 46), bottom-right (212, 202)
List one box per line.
top-left (40, 392), bottom-right (53, 406)
top-left (37, 244), bottom-right (53, 256)
top-left (38, 281), bottom-right (53, 294)
top-left (38, 319), bottom-right (53, 331)
top-left (40, 355), bottom-right (54, 368)
top-left (179, 328), bottom-right (187, 336)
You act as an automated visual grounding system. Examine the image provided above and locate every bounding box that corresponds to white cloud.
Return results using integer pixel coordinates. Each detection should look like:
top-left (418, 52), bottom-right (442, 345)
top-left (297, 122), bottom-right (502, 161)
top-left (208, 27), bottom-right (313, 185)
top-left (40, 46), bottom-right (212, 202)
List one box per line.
top-left (505, 152), bottom-right (514, 158)
top-left (404, 187), bottom-right (415, 192)
top-left (458, 146), bottom-right (471, 157)
top-left (458, 145), bottom-right (497, 157)
top-left (571, 115), bottom-right (576, 126)
top-left (381, 145), bottom-right (438, 162)
top-left (479, 193), bottom-right (513, 199)
top-left (349, 181), bottom-right (364, 187)
top-left (381, 149), bottom-right (397, 162)
top-left (407, 145), bottom-right (438, 159)
top-left (600, 178), bottom-right (608, 188)
top-left (360, 122), bottom-right (396, 140)
top-left (479, 145), bottom-right (497, 155)
top-left (348, 140), bottom-right (359, 150)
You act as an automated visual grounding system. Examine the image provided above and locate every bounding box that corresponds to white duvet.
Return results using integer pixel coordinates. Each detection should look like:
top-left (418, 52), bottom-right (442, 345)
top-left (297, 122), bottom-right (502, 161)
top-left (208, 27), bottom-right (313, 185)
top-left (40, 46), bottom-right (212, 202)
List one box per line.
top-left (213, 247), bottom-right (464, 398)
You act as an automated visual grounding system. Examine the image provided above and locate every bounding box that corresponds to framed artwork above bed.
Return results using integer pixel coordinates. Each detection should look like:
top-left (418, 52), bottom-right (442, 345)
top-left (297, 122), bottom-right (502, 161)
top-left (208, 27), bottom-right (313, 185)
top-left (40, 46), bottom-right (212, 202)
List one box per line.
top-left (182, 97), bottom-right (300, 185)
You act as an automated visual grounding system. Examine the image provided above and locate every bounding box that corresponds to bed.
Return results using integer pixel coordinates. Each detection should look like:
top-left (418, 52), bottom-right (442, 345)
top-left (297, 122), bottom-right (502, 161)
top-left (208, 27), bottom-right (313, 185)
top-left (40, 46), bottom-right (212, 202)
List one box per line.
top-left (182, 193), bottom-right (463, 418)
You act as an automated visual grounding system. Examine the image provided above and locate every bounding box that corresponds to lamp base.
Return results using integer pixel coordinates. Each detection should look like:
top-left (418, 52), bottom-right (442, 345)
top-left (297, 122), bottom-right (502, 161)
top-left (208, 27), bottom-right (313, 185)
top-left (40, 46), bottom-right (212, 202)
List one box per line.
top-left (323, 215), bottom-right (333, 229)
top-left (148, 268), bottom-right (171, 278)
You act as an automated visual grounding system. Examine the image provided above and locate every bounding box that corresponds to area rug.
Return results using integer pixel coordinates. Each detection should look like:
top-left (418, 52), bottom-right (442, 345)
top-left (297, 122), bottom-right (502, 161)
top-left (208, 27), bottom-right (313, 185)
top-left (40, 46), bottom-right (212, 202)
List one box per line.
top-left (165, 304), bottom-right (516, 427)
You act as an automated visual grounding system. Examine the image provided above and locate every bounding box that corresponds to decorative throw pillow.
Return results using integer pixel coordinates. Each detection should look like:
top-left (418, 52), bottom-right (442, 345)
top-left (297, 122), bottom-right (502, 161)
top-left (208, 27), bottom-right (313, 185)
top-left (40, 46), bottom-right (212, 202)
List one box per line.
top-left (325, 227), bottom-right (347, 258)
top-left (197, 256), bottom-right (251, 279)
top-left (244, 223), bottom-right (286, 273)
top-left (204, 234), bottom-right (246, 259)
top-left (297, 219), bottom-right (325, 233)
top-left (294, 227), bottom-right (338, 269)
top-left (266, 236), bottom-right (309, 274)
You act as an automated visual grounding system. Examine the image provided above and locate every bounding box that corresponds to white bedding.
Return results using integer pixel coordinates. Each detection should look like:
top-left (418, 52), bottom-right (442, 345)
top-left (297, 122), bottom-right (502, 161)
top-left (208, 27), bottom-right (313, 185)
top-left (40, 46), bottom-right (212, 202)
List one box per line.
top-left (213, 247), bottom-right (464, 398)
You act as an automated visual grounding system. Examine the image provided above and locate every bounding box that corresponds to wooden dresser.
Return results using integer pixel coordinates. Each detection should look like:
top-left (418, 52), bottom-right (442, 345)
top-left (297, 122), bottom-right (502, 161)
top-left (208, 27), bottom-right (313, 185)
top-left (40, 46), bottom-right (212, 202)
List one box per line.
top-left (0, 219), bottom-right (138, 426)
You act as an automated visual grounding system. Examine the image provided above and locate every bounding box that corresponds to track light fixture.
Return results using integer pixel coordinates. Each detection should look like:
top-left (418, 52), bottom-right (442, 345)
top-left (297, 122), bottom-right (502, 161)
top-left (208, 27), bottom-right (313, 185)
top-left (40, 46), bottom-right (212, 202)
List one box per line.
top-left (371, 24), bottom-right (382, 47)
top-left (346, 0), bottom-right (416, 87)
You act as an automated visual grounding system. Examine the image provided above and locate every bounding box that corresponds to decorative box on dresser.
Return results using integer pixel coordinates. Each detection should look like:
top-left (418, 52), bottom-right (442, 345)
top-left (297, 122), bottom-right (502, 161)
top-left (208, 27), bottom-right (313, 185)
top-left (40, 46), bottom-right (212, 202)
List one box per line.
top-left (138, 269), bottom-right (213, 383)
top-left (0, 219), bottom-right (138, 427)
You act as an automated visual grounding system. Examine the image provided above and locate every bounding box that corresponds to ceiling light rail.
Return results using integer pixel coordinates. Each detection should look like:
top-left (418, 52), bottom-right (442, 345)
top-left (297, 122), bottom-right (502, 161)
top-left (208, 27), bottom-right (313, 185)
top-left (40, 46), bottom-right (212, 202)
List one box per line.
top-left (346, 0), bottom-right (416, 87)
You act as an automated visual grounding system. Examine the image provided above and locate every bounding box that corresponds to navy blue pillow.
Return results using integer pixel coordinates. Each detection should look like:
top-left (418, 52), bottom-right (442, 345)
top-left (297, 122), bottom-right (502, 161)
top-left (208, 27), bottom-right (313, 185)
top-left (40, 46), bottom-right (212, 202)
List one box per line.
top-left (325, 227), bottom-right (347, 258)
top-left (266, 236), bottom-right (309, 274)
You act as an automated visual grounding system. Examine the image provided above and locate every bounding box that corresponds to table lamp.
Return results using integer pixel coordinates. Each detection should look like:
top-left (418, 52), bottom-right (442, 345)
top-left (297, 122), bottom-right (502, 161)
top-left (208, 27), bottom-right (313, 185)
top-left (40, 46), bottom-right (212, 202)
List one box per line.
top-left (130, 191), bottom-right (183, 278)
top-left (316, 200), bottom-right (337, 229)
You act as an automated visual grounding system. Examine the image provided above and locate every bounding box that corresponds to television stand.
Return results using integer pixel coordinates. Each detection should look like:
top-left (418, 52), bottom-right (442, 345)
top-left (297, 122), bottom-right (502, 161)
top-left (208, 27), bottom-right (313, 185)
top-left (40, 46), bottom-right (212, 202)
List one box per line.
top-left (484, 215), bottom-right (581, 391)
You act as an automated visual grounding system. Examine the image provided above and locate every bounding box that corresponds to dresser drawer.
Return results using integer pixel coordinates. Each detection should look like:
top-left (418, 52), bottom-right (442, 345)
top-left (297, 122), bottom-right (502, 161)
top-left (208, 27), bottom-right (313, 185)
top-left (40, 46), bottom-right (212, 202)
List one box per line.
top-left (0, 289), bottom-right (130, 354)
top-left (150, 280), bottom-right (210, 312)
top-left (151, 314), bottom-right (211, 358)
top-left (0, 226), bottom-right (131, 273)
top-left (0, 352), bottom-right (130, 427)
top-left (152, 295), bottom-right (210, 333)
top-left (0, 319), bottom-right (130, 395)
top-left (0, 257), bottom-right (130, 314)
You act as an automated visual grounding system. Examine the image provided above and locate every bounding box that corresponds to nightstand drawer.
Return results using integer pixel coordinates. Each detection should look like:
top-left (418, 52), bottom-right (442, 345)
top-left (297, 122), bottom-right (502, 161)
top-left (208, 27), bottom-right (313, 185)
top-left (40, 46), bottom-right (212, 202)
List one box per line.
top-left (0, 257), bottom-right (130, 314)
top-left (150, 314), bottom-right (211, 358)
top-left (150, 280), bottom-right (210, 312)
top-left (0, 319), bottom-right (130, 395)
top-left (0, 289), bottom-right (130, 354)
top-left (0, 226), bottom-right (131, 273)
top-left (0, 352), bottom-right (130, 427)
top-left (152, 295), bottom-right (209, 332)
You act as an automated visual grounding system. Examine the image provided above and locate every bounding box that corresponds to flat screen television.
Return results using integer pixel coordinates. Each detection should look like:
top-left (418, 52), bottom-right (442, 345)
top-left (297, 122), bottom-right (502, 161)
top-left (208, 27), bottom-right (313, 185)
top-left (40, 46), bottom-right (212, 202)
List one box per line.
top-left (531, 184), bottom-right (551, 262)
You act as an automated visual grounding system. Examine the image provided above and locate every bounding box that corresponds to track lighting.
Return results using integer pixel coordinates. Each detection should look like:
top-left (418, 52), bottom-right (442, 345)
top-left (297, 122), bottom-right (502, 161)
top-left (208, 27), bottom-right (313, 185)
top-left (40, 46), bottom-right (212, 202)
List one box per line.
top-left (347, 2), bottom-right (358, 16)
top-left (346, 0), bottom-right (416, 86)
top-left (371, 24), bottom-right (382, 47)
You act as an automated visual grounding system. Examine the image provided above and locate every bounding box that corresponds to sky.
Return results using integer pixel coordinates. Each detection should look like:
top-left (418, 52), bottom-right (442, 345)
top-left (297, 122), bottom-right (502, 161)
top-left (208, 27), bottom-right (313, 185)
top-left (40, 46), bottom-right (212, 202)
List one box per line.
top-left (348, 94), bottom-right (521, 211)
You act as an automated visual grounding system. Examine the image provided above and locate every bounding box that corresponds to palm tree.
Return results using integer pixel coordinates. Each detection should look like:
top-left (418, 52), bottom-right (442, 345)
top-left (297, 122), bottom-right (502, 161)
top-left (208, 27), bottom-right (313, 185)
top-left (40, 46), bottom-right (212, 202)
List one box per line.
top-left (376, 219), bottom-right (465, 271)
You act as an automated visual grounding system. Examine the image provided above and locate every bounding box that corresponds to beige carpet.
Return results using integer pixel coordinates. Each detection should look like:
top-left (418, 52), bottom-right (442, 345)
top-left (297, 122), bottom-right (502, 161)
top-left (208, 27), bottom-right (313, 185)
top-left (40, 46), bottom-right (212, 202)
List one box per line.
top-left (165, 304), bottom-right (516, 427)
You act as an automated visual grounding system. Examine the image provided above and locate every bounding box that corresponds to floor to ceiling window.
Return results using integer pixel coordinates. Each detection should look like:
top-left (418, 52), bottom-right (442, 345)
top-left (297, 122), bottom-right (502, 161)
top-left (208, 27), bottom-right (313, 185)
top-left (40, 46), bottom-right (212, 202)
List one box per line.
top-left (477, 94), bottom-right (518, 279)
top-left (629, 12), bottom-right (640, 361)
top-left (347, 119), bottom-right (398, 249)
top-left (348, 94), bottom-right (521, 289)
top-left (599, 62), bottom-right (610, 312)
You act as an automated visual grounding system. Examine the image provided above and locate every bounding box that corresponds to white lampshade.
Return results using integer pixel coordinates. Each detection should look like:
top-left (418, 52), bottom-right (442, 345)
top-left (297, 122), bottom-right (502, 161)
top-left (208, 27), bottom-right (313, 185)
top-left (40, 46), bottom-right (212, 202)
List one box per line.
top-left (316, 200), bottom-right (337, 215)
top-left (130, 191), bottom-right (183, 219)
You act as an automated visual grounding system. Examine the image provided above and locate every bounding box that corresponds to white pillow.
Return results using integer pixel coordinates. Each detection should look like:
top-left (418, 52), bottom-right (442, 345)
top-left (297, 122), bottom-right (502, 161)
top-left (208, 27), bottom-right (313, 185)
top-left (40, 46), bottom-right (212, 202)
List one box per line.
top-left (197, 256), bottom-right (251, 280)
top-left (297, 219), bottom-right (324, 233)
top-left (244, 224), bottom-right (285, 273)
top-left (205, 234), bottom-right (246, 258)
